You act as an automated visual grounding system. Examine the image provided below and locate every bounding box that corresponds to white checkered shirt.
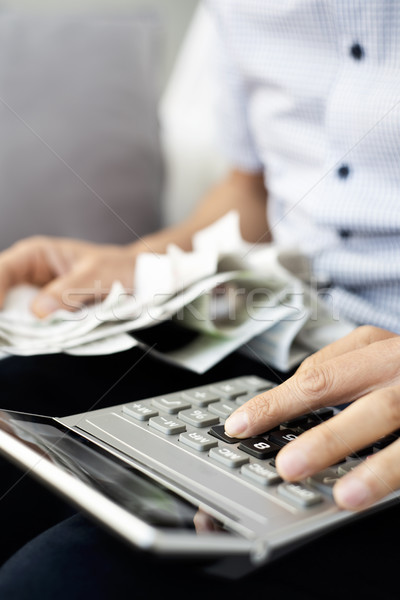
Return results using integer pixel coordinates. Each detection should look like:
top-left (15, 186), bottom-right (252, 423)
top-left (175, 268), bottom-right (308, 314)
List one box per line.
top-left (207, 0), bottom-right (400, 332)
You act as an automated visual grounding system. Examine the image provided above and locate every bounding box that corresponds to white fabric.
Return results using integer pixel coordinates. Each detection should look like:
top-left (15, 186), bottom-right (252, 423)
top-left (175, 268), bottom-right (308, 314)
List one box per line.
top-left (159, 4), bottom-right (229, 226)
top-left (207, 0), bottom-right (400, 333)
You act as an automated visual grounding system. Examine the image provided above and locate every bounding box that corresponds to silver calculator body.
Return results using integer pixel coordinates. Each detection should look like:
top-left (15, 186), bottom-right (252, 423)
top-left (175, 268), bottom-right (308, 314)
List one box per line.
top-left (0, 375), bottom-right (398, 572)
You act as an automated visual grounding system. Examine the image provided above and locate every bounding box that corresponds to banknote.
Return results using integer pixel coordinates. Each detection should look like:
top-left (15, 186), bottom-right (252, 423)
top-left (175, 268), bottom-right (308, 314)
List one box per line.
top-left (0, 211), bottom-right (355, 372)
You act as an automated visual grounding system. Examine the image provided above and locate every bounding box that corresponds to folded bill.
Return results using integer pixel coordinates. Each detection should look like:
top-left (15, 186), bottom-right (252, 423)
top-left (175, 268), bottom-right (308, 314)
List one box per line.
top-left (0, 211), bottom-right (355, 372)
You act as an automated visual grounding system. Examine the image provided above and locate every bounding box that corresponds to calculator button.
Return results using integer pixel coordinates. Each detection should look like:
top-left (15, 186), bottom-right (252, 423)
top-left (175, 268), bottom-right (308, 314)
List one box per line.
top-left (209, 446), bottom-right (249, 468)
top-left (281, 415), bottom-right (311, 429)
top-left (278, 482), bottom-right (323, 507)
top-left (209, 381), bottom-right (249, 399)
top-left (268, 428), bottom-right (300, 447)
top-left (302, 408), bottom-right (335, 430)
top-left (349, 444), bottom-right (375, 458)
top-left (208, 400), bottom-right (237, 418)
top-left (238, 437), bottom-right (280, 460)
top-left (374, 434), bottom-right (398, 450)
top-left (178, 408), bottom-right (219, 428)
top-left (307, 467), bottom-right (341, 496)
top-left (240, 376), bottom-right (276, 392)
top-left (235, 392), bottom-right (257, 406)
top-left (337, 459), bottom-right (362, 475)
top-left (179, 431), bottom-right (217, 452)
top-left (151, 396), bottom-right (191, 414)
top-left (123, 402), bottom-right (158, 421)
top-left (182, 389), bottom-right (220, 406)
top-left (149, 416), bottom-right (186, 435)
top-left (283, 408), bottom-right (335, 432)
top-left (208, 424), bottom-right (241, 444)
top-left (311, 407), bottom-right (334, 421)
top-left (241, 462), bottom-right (282, 486)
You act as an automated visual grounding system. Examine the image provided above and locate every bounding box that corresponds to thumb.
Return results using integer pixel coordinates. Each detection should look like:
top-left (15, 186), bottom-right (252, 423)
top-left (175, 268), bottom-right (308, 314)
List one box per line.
top-left (31, 291), bottom-right (63, 318)
top-left (31, 267), bottom-right (104, 318)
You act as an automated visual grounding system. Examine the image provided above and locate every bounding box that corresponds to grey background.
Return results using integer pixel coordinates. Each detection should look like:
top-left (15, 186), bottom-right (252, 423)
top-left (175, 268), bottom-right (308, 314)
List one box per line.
top-left (3, 0), bottom-right (199, 91)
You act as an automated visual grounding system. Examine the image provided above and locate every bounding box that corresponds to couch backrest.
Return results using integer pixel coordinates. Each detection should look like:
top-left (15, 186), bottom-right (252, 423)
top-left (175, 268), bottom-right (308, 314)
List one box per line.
top-left (0, 10), bottom-right (164, 249)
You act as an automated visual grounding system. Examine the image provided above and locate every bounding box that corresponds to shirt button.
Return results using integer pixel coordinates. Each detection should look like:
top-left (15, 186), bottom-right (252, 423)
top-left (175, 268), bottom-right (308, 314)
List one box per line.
top-left (350, 43), bottom-right (364, 60)
top-left (337, 164), bottom-right (350, 179)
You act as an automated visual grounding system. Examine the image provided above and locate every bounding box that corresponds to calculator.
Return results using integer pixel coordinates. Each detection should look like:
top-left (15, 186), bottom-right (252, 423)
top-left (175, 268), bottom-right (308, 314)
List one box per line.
top-left (0, 375), bottom-right (398, 575)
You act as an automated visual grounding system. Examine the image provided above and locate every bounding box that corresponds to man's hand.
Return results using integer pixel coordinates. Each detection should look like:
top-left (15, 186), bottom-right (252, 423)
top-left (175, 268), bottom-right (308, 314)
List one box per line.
top-left (0, 236), bottom-right (137, 317)
top-left (225, 326), bottom-right (400, 510)
top-left (0, 169), bottom-right (268, 319)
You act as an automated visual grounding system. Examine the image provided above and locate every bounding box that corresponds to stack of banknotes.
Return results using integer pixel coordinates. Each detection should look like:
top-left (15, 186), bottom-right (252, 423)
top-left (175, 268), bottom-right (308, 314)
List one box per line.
top-left (0, 212), bottom-right (354, 372)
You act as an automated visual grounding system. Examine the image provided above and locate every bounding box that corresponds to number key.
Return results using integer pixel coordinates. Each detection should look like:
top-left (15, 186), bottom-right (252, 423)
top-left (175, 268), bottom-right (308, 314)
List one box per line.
top-left (268, 428), bottom-right (300, 447)
top-left (238, 437), bottom-right (280, 459)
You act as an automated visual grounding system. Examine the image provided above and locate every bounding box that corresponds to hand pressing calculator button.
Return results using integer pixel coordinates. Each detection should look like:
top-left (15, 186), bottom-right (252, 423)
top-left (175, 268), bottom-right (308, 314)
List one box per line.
top-left (208, 424), bottom-right (242, 444)
top-left (67, 374), bottom-right (400, 565)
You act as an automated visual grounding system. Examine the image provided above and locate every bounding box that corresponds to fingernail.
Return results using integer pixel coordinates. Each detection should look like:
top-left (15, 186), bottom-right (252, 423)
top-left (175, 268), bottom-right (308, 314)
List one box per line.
top-left (32, 295), bottom-right (60, 318)
top-left (225, 411), bottom-right (249, 436)
top-left (277, 447), bottom-right (310, 479)
top-left (334, 477), bottom-right (370, 509)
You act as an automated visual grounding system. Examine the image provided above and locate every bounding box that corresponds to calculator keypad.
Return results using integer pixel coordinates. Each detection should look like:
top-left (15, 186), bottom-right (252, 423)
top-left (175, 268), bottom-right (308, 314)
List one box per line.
top-left (121, 375), bottom-right (400, 511)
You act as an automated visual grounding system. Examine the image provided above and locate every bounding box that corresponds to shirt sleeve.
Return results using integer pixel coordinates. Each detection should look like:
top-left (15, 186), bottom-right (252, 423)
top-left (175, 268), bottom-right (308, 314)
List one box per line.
top-left (204, 0), bottom-right (264, 172)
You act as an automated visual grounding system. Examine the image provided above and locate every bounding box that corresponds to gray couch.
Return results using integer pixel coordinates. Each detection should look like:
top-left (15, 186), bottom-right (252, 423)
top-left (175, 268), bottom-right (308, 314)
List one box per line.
top-left (0, 1), bottom-right (228, 253)
top-left (0, 6), bottom-right (189, 249)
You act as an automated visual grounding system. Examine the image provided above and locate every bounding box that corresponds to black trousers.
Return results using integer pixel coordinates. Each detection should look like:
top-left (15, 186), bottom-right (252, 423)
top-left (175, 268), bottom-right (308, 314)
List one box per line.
top-left (0, 347), bottom-right (398, 599)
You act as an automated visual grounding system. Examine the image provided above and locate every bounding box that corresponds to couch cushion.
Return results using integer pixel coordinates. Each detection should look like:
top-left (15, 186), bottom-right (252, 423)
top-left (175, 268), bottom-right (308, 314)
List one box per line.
top-left (0, 11), bottom-right (163, 249)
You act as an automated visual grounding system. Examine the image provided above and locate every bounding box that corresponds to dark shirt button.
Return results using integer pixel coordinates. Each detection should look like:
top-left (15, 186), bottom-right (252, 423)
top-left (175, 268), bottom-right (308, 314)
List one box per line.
top-left (339, 229), bottom-right (352, 239)
top-left (350, 43), bottom-right (364, 60)
top-left (337, 164), bottom-right (350, 179)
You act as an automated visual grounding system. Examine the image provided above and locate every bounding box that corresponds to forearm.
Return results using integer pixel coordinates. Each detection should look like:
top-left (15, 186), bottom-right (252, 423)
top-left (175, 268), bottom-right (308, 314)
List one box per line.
top-left (130, 169), bottom-right (270, 257)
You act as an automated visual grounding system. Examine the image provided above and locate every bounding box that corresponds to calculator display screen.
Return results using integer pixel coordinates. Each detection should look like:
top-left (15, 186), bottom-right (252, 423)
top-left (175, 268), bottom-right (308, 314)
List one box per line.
top-left (0, 409), bottom-right (203, 530)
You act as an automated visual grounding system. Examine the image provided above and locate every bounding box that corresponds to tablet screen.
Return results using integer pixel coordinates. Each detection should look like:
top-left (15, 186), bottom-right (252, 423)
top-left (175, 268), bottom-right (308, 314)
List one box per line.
top-left (0, 409), bottom-right (202, 530)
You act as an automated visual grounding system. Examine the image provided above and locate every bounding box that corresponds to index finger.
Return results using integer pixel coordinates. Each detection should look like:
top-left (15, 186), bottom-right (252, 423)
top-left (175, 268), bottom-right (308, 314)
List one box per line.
top-left (224, 335), bottom-right (400, 438)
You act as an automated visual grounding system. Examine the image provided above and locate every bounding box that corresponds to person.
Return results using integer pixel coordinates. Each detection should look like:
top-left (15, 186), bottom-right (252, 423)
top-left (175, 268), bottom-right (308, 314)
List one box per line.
top-left (0, 1), bottom-right (399, 597)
